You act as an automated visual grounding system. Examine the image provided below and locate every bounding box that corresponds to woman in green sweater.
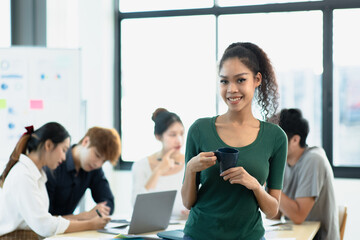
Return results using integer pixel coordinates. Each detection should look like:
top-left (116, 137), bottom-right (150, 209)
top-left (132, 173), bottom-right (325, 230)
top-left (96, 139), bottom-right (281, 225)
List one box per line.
top-left (181, 42), bottom-right (287, 240)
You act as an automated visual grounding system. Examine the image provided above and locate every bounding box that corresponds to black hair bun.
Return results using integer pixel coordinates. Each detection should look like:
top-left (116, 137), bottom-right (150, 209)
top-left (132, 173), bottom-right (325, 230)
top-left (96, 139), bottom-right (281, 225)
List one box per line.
top-left (152, 108), bottom-right (168, 122)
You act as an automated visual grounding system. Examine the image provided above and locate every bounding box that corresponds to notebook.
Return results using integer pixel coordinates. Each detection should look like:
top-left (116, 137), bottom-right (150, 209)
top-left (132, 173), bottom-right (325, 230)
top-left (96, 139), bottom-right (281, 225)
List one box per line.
top-left (98, 190), bottom-right (177, 235)
top-left (157, 229), bottom-right (185, 240)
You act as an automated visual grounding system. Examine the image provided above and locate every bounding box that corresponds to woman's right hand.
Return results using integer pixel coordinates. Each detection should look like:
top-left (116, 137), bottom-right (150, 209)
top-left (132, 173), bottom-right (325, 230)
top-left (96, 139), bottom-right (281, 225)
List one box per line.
top-left (187, 152), bottom-right (217, 173)
top-left (66, 215), bottom-right (111, 233)
top-left (181, 152), bottom-right (216, 209)
top-left (155, 148), bottom-right (176, 174)
top-left (90, 215), bottom-right (111, 230)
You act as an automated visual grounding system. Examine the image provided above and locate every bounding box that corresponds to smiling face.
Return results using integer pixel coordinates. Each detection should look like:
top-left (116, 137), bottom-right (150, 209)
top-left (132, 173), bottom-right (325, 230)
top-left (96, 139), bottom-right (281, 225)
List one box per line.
top-left (219, 57), bottom-right (262, 114)
top-left (157, 121), bottom-right (184, 154)
top-left (45, 137), bottom-right (70, 170)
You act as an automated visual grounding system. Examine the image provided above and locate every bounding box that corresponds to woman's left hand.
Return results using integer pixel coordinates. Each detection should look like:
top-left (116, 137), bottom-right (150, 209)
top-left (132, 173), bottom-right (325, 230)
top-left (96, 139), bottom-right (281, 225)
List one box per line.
top-left (220, 167), bottom-right (260, 191)
top-left (181, 209), bottom-right (190, 219)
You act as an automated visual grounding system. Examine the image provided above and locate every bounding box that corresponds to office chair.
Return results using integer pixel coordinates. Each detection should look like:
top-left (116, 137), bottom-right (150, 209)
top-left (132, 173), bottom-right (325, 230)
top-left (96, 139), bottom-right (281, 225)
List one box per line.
top-left (338, 205), bottom-right (348, 240)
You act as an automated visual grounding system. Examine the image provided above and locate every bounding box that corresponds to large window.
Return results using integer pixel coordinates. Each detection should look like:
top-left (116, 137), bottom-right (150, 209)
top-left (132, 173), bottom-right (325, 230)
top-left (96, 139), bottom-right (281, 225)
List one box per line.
top-left (117, 0), bottom-right (360, 177)
top-left (218, 11), bottom-right (322, 146)
top-left (333, 9), bottom-right (360, 167)
top-left (121, 16), bottom-right (216, 162)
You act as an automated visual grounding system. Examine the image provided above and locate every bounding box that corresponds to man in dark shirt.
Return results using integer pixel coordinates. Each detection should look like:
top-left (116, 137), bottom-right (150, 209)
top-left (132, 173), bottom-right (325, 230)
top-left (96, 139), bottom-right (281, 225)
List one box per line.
top-left (45, 126), bottom-right (121, 219)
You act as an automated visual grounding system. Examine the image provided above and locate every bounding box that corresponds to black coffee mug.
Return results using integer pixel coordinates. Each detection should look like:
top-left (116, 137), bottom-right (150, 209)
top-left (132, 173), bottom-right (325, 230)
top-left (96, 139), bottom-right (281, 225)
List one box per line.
top-left (213, 147), bottom-right (239, 173)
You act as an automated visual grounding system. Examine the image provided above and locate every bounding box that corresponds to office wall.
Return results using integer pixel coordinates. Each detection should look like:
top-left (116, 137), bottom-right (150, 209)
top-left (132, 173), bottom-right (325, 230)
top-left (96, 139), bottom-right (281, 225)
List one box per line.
top-left (77, 0), bottom-right (115, 128)
top-left (0, 0), bottom-right (10, 47)
top-left (333, 178), bottom-right (360, 240)
top-left (47, 0), bottom-right (115, 129)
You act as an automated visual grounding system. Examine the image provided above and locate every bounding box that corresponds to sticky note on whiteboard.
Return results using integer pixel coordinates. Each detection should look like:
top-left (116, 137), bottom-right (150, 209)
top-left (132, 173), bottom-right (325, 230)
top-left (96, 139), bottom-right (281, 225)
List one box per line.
top-left (0, 99), bottom-right (6, 109)
top-left (30, 100), bottom-right (44, 110)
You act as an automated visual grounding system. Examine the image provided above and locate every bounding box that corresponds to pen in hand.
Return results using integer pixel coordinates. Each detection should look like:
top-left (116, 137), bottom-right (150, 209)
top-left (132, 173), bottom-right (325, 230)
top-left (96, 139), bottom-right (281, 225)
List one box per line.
top-left (96, 209), bottom-right (103, 218)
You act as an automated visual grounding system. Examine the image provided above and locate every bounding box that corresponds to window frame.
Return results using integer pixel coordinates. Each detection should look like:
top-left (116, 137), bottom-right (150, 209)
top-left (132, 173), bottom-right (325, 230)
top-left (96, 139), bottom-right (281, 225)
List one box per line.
top-left (115, 0), bottom-right (360, 178)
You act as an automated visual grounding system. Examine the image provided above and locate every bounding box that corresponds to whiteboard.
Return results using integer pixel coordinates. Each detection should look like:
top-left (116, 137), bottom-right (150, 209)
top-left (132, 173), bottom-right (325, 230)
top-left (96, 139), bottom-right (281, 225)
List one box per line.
top-left (0, 47), bottom-right (84, 164)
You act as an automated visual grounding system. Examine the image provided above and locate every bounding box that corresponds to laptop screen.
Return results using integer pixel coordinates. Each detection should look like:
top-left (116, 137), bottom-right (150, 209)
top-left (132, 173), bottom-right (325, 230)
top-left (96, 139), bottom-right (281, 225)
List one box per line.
top-left (129, 190), bottom-right (177, 234)
top-left (98, 190), bottom-right (177, 235)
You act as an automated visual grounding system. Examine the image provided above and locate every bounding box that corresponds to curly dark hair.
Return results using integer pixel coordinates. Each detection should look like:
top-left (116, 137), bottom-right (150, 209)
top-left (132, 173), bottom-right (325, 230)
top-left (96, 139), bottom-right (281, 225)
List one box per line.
top-left (219, 42), bottom-right (279, 119)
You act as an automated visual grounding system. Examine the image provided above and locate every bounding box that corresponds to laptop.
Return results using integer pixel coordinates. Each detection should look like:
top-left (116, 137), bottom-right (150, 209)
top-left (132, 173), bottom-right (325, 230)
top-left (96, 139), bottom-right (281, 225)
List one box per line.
top-left (98, 190), bottom-right (177, 235)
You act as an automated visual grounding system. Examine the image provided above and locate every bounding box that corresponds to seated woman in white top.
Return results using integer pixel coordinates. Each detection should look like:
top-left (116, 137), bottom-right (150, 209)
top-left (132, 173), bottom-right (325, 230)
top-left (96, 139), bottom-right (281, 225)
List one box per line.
top-left (132, 108), bottom-right (189, 219)
top-left (0, 122), bottom-right (110, 239)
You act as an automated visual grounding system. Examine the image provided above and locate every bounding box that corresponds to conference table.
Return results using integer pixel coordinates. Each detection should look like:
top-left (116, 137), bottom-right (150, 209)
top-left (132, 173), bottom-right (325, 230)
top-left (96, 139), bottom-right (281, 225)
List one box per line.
top-left (47, 220), bottom-right (320, 240)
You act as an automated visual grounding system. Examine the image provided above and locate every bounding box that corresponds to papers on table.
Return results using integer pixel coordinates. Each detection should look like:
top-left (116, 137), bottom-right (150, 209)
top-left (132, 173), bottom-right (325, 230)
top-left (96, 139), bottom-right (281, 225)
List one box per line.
top-left (105, 220), bottom-right (129, 229)
top-left (263, 218), bottom-right (293, 231)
